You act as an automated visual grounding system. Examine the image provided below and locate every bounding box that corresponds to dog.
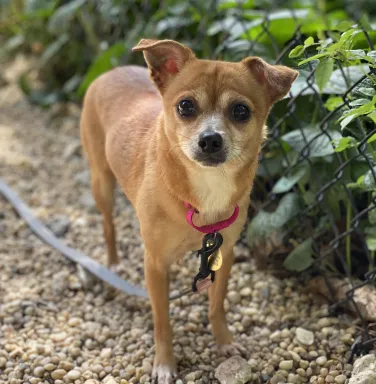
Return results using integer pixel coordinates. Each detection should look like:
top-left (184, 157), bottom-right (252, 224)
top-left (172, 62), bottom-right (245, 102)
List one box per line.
top-left (80, 38), bottom-right (298, 383)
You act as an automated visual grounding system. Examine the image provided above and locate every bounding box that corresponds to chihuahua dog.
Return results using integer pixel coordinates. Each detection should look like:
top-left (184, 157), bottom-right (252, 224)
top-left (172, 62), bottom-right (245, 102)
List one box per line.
top-left (80, 39), bottom-right (298, 383)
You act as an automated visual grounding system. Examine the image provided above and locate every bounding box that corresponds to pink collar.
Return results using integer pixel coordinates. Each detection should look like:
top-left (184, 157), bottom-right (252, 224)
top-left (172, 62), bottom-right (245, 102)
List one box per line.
top-left (184, 202), bottom-right (239, 234)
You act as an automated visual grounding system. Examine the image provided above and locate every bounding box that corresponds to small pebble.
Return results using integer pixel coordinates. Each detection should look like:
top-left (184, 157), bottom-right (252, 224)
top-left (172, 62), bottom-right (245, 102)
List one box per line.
top-left (33, 367), bottom-right (44, 377)
top-left (296, 328), bottom-right (314, 346)
top-left (271, 374), bottom-right (286, 384)
top-left (66, 370), bottom-right (81, 380)
top-left (279, 360), bottom-right (293, 370)
top-left (335, 375), bottom-right (347, 384)
top-left (100, 348), bottom-right (112, 359)
top-left (317, 356), bottom-right (328, 366)
top-left (228, 291), bottom-right (241, 304)
top-left (44, 363), bottom-right (56, 371)
top-left (51, 369), bottom-right (67, 380)
top-left (142, 361), bottom-right (152, 375)
top-left (0, 357), bottom-right (6, 369)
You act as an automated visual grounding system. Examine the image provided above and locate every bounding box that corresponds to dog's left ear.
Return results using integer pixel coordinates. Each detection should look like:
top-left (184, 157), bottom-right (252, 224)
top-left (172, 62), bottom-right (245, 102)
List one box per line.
top-left (243, 57), bottom-right (298, 104)
top-left (132, 39), bottom-right (195, 93)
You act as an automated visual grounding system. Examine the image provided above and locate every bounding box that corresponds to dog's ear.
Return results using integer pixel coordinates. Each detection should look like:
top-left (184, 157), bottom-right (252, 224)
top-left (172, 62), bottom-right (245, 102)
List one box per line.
top-left (243, 57), bottom-right (298, 104)
top-left (132, 39), bottom-right (195, 93)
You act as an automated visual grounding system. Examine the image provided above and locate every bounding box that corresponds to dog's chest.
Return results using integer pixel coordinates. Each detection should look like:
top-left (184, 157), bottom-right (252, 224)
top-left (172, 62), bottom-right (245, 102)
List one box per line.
top-left (189, 169), bottom-right (236, 217)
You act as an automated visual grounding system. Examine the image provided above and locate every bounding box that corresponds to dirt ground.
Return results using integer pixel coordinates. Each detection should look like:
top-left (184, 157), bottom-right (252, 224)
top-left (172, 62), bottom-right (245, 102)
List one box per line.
top-left (0, 56), bottom-right (364, 384)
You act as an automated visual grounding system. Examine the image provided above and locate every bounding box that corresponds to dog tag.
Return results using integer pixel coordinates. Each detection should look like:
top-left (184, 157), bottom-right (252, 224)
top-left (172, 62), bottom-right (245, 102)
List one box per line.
top-left (208, 249), bottom-right (223, 271)
top-left (192, 232), bottom-right (223, 292)
top-left (196, 277), bottom-right (213, 292)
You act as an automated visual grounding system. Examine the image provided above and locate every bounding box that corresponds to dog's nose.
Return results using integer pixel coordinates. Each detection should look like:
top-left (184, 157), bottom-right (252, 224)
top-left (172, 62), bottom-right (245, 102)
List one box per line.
top-left (198, 132), bottom-right (223, 153)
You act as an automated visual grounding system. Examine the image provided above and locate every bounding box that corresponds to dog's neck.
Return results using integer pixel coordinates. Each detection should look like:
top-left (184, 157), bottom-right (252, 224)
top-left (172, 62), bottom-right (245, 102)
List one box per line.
top-left (156, 117), bottom-right (255, 223)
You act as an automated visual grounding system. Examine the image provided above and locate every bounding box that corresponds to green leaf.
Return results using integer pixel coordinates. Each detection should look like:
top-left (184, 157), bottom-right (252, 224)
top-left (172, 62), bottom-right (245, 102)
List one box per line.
top-left (47, 0), bottom-right (86, 34)
top-left (366, 232), bottom-right (376, 251)
top-left (368, 51), bottom-right (376, 61)
top-left (283, 238), bottom-right (314, 272)
top-left (350, 168), bottom-right (376, 191)
top-left (357, 88), bottom-right (376, 97)
top-left (349, 98), bottom-right (372, 107)
top-left (353, 77), bottom-right (375, 97)
top-left (25, 0), bottom-right (57, 13)
top-left (369, 204), bottom-right (376, 225)
top-left (298, 53), bottom-right (331, 66)
top-left (363, 168), bottom-right (376, 188)
top-left (304, 37), bottom-right (314, 47)
top-left (62, 74), bottom-right (82, 94)
top-left (333, 137), bottom-right (354, 152)
top-left (247, 193), bottom-right (301, 248)
top-left (40, 33), bottom-right (69, 67)
top-left (257, 154), bottom-right (284, 177)
top-left (272, 166), bottom-right (308, 194)
top-left (156, 17), bottom-right (194, 34)
top-left (78, 42), bottom-right (126, 97)
top-left (289, 45), bottom-right (305, 59)
top-left (4, 35), bottom-right (25, 52)
top-left (367, 133), bottom-right (376, 144)
top-left (241, 9), bottom-right (309, 44)
top-left (281, 126), bottom-right (342, 158)
top-left (335, 21), bottom-right (355, 32)
top-left (325, 96), bottom-right (343, 111)
top-left (339, 101), bottom-right (376, 129)
top-left (368, 110), bottom-right (376, 123)
top-left (348, 49), bottom-right (367, 60)
top-left (315, 58), bottom-right (334, 92)
top-left (339, 112), bottom-right (358, 129)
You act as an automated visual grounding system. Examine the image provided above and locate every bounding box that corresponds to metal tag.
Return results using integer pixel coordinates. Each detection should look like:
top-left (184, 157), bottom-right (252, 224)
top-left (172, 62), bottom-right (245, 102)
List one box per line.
top-left (208, 249), bottom-right (223, 271)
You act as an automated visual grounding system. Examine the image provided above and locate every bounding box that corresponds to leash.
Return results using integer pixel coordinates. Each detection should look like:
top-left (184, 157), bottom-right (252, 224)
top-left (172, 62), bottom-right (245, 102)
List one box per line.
top-left (0, 178), bottom-right (239, 301)
top-left (0, 178), bottom-right (151, 298)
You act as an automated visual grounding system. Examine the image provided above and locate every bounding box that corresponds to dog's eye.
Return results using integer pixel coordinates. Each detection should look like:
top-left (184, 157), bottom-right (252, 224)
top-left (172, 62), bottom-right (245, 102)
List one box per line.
top-left (177, 99), bottom-right (195, 117)
top-left (231, 104), bottom-right (250, 122)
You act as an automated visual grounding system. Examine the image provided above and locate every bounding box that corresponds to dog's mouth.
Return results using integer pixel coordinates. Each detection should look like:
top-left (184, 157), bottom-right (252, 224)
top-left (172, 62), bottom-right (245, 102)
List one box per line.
top-left (193, 152), bottom-right (227, 167)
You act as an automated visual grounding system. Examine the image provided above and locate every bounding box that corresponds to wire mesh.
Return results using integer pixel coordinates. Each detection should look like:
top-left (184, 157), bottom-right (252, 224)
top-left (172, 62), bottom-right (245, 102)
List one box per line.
top-left (122, 0), bottom-right (376, 357)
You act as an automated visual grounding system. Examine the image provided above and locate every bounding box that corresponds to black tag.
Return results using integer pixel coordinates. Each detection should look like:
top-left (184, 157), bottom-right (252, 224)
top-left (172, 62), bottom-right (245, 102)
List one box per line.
top-left (192, 232), bottom-right (223, 292)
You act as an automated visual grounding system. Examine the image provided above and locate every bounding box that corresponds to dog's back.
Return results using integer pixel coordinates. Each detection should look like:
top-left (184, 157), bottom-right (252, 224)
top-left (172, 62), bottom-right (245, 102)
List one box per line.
top-left (80, 65), bottom-right (162, 266)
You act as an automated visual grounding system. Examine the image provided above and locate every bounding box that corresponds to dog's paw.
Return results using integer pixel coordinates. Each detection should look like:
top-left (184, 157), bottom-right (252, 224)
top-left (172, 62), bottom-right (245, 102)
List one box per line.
top-left (152, 364), bottom-right (177, 384)
top-left (218, 342), bottom-right (247, 358)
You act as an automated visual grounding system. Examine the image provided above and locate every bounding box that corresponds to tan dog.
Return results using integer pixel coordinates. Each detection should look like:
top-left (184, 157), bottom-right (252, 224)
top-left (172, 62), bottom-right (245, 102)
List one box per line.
top-left (80, 39), bottom-right (298, 383)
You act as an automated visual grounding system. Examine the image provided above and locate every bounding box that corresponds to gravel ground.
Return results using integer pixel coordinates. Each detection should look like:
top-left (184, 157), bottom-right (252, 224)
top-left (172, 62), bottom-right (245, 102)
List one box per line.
top-left (0, 56), bottom-right (364, 384)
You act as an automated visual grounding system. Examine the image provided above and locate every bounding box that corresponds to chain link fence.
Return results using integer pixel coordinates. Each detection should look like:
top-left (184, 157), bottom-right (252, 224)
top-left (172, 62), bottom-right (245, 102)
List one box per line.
top-left (132, 0), bottom-right (376, 358)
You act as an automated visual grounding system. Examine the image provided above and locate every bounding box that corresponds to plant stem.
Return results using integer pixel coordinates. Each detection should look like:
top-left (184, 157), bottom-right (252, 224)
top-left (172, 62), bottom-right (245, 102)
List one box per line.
top-left (346, 199), bottom-right (352, 274)
top-left (370, 250), bottom-right (375, 271)
top-left (77, 9), bottom-right (100, 55)
top-left (311, 101), bottom-right (318, 124)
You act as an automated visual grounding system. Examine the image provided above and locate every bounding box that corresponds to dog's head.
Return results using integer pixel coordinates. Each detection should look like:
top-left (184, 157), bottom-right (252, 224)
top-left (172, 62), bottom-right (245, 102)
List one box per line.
top-left (133, 39), bottom-right (298, 168)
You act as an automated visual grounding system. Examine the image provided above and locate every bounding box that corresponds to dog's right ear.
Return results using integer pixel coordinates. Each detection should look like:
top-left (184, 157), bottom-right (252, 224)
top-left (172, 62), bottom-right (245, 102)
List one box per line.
top-left (132, 39), bottom-right (195, 93)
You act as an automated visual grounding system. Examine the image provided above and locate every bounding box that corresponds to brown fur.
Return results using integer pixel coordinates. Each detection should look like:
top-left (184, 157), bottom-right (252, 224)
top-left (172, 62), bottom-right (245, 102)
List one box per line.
top-left (80, 39), bottom-right (298, 382)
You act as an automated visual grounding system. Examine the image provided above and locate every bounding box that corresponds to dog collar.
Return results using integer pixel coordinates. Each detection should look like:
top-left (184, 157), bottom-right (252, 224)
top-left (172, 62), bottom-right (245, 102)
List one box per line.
top-left (184, 202), bottom-right (239, 234)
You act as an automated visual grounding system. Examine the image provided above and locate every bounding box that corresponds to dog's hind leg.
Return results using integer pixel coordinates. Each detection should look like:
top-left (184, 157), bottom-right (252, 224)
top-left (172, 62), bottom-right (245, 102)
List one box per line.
top-left (80, 101), bottom-right (118, 268)
top-left (90, 167), bottom-right (118, 267)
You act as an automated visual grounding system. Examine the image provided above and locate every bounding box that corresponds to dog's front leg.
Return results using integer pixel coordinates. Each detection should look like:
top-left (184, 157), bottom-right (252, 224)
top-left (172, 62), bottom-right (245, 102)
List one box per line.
top-left (208, 247), bottom-right (246, 357)
top-left (144, 251), bottom-right (176, 383)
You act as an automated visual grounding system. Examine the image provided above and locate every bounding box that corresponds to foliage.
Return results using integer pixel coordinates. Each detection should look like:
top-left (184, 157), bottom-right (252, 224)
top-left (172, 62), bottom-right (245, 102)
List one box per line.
top-left (254, 17), bottom-right (376, 275)
top-left (1, 0), bottom-right (376, 277)
top-left (0, 0), bottom-right (370, 103)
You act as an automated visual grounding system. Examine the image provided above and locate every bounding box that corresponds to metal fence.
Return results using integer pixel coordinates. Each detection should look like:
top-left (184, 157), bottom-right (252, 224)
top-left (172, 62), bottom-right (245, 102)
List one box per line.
top-left (120, 0), bottom-right (376, 357)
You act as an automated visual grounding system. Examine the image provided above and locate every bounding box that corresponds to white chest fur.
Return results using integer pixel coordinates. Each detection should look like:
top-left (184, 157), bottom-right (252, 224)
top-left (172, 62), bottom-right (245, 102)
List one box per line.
top-left (189, 166), bottom-right (237, 221)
